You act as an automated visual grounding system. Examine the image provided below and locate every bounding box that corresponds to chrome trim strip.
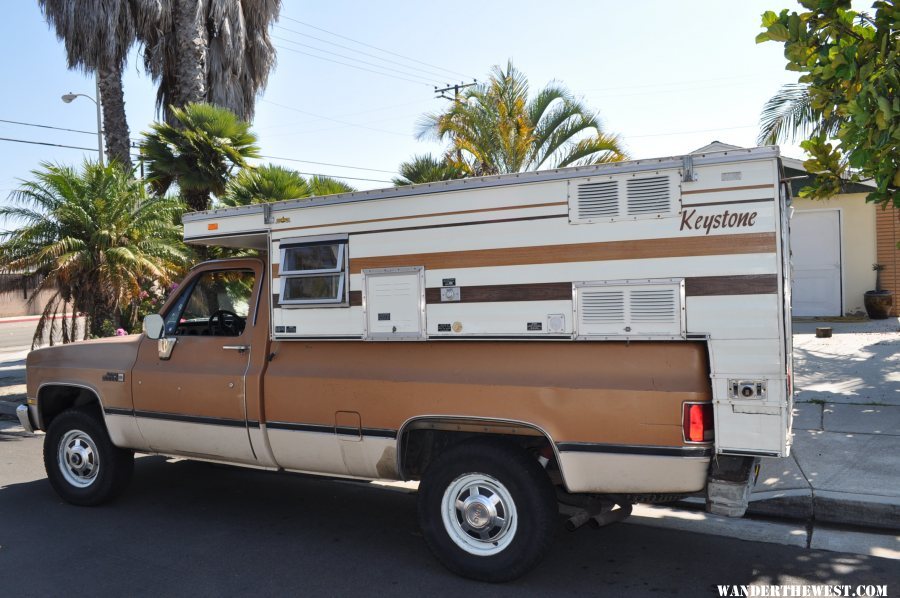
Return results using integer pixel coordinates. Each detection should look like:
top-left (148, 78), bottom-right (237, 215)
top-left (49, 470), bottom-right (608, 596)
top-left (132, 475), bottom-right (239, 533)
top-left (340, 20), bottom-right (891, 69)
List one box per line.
top-left (556, 442), bottom-right (712, 458)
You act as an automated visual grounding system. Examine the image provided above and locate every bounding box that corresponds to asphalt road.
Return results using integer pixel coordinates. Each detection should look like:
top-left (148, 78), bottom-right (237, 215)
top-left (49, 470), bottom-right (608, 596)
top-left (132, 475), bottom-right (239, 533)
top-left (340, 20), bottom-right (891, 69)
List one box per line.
top-left (1, 424), bottom-right (896, 597)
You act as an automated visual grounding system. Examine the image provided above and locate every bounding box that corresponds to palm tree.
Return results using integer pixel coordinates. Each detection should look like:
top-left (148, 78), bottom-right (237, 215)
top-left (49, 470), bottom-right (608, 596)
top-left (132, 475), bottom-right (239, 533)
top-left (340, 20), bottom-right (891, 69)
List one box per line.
top-left (417, 61), bottom-right (627, 177)
top-left (757, 83), bottom-right (842, 145)
top-left (133, 0), bottom-right (281, 123)
top-left (0, 161), bottom-right (187, 346)
top-left (141, 103), bottom-right (261, 212)
top-left (394, 154), bottom-right (467, 186)
top-left (38, 0), bottom-right (135, 168)
top-left (220, 164), bottom-right (356, 206)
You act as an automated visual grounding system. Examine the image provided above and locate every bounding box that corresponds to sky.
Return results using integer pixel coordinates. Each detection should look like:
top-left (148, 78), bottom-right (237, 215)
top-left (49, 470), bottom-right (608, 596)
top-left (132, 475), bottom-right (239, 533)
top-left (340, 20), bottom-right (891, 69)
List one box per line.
top-left (0, 0), bottom-right (837, 199)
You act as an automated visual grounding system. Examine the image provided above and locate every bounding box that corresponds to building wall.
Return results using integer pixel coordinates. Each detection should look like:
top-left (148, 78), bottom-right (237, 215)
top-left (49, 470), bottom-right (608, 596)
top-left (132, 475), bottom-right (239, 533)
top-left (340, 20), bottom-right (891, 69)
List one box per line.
top-left (792, 193), bottom-right (876, 315)
top-left (0, 288), bottom-right (54, 318)
top-left (875, 203), bottom-right (899, 316)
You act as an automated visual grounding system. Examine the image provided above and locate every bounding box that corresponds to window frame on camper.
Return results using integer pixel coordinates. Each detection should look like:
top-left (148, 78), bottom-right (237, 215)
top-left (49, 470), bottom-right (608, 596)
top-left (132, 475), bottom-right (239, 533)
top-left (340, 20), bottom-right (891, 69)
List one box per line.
top-left (278, 234), bottom-right (349, 307)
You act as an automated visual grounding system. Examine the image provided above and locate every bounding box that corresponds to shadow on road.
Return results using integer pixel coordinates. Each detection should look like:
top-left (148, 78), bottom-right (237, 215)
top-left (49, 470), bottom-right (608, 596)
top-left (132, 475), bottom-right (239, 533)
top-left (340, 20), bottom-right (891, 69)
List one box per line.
top-left (0, 455), bottom-right (895, 596)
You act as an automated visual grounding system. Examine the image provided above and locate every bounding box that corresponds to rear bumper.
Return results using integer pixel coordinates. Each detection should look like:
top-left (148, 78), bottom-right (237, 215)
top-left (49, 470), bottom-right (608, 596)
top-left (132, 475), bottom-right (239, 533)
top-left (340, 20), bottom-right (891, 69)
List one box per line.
top-left (16, 404), bottom-right (34, 434)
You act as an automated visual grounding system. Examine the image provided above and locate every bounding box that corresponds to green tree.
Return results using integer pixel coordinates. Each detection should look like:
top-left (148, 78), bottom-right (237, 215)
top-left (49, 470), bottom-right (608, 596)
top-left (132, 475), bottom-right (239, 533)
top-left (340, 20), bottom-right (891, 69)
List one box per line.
top-left (132, 0), bottom-right (281, 123)
top-left (38, 0), bottom-right (135, 168)
top-left (0, 161), bottom-right (187, 345)
top-left (757, 0), bottom-right (899, 207)
top-left (141, 102), bottom-right (261, 212)
top-left (416, 61), bottom-right (627, 177)
top-left (393, 154), bottom-right (468, 186)
top-left (220, 164), bottom-right (356, 206)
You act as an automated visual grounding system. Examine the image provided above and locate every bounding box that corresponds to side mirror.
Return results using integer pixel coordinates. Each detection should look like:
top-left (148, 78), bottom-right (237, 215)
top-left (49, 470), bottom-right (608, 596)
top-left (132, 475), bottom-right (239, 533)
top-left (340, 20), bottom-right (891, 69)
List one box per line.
top-left (143, 314), bottom-right (165, 340)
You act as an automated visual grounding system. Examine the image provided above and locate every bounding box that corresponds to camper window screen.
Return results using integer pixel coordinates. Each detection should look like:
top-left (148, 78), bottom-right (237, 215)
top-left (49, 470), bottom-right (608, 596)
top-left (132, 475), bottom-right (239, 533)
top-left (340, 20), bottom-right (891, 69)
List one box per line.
top-left (279, 236), bottom-right (348, 305)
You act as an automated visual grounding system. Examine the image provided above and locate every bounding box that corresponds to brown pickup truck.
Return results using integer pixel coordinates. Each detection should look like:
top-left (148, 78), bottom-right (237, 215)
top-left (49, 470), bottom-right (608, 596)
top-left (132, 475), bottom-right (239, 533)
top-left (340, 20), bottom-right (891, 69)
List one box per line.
top-left (21, 149), bottom-right (791, 581)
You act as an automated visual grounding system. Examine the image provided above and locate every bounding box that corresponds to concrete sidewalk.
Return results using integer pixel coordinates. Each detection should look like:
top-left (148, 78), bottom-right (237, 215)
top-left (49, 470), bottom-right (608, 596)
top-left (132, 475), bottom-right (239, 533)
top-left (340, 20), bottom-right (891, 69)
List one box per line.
top-left (2, 318), bottom-right (899, 534)
top-left (748, 318), bottom-right (900, 531)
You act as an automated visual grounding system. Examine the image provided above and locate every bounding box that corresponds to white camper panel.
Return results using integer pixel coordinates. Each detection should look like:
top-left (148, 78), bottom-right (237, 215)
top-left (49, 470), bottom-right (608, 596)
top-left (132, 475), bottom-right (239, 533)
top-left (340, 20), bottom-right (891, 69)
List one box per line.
top-left (183, 147), bottom-right (793, 458)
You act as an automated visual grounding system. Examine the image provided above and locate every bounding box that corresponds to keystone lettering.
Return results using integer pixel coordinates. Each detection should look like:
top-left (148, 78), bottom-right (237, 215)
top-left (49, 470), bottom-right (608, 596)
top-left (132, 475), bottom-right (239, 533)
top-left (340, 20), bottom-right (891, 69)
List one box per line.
top-left (680, 209), bottom-right (758, 235)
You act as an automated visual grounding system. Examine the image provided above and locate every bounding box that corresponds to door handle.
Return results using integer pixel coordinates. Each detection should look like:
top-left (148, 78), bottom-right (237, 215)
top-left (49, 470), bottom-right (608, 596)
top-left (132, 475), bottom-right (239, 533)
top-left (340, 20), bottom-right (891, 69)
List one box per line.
top-left (223, 345), bottom-right (250, 354)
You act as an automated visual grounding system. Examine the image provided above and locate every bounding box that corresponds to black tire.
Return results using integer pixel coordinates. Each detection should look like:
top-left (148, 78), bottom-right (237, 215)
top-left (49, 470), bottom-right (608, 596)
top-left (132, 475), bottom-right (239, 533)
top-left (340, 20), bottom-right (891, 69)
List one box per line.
top-left (43, 408), bottom-right (134, 506)
top-left (417, 437), bottom-right (557, 582)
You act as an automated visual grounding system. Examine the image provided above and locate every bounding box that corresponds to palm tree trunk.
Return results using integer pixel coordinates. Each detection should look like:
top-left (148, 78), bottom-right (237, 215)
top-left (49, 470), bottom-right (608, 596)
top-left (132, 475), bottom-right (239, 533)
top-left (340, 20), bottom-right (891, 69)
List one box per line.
top-left (172, 0), bottom-right (208, 111)
top-left (97, 63), bottom-right (133, 170)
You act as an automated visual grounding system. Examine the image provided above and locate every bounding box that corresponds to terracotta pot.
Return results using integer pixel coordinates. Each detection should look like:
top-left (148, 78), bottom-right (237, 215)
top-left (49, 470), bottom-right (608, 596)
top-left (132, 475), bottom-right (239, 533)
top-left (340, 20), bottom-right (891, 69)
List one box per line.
top-left (864, 291), bottom-right (893, 320)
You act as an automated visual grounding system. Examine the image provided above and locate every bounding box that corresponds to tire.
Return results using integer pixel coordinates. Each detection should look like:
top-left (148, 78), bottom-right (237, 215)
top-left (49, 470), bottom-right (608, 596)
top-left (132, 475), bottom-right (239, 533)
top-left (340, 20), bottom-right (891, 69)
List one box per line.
top-left (43, 407), bottom-right (134, 506)
top-left (417, 437), bottom-right (557, 582)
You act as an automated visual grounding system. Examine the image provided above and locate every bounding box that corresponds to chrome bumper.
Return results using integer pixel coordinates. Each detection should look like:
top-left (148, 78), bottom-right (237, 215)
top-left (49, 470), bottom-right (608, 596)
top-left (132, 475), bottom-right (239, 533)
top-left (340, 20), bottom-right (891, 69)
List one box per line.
top-left (16, 403), bottom-right (34, 434)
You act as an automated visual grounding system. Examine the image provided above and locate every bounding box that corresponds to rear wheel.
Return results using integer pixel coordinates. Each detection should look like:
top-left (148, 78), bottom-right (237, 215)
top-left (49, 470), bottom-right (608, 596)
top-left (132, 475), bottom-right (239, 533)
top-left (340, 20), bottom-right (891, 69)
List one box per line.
top-left (43, 408), bottom-right (134, 506)
top-left (417, 438), bottom-right (557, 582)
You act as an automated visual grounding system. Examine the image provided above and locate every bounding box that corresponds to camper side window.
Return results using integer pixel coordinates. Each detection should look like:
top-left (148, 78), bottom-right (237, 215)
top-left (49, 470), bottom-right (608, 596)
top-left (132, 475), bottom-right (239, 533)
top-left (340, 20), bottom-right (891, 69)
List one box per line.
top-left (278, 235), bottom-right (348, 306)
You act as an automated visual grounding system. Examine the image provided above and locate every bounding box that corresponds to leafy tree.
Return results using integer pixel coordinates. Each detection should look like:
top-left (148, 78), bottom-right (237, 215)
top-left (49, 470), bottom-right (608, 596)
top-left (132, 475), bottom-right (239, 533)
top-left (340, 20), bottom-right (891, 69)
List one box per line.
top-left (38, 0), bottom-right (135, 168)
top-left (757, 0), bottom-right (899, 207)
top-left (394, 154), bottom-right (468, 185)
top-left (220, 164), bottom-right (355, 206)
top-left (132, 0), bottom-right (281, 123)
top-left (141, 102), bottom-right (260, 212)
top-left (0, 161), bottom-right (187, 345)
top-left (416, 61), bottom-right (627, 177)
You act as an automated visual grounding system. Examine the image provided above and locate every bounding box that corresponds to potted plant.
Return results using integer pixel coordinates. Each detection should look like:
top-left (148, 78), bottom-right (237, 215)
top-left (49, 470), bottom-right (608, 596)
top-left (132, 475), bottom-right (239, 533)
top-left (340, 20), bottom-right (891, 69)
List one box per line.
top-left (864, 264), bottom-right (894, 319)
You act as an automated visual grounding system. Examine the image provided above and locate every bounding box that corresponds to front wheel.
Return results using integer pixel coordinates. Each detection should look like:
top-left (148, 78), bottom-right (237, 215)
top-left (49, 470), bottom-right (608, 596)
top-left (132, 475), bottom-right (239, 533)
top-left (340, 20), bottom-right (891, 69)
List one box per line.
top-left (417, 438), bottom-right (557, 582)
top-left (43, 408), bottom-right (134, 506)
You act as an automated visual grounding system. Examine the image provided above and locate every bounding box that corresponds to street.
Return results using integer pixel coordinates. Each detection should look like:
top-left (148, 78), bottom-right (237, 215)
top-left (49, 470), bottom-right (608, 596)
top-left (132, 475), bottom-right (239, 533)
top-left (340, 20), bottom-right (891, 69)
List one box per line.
top-left (1, 423), bottom-right (896, 597)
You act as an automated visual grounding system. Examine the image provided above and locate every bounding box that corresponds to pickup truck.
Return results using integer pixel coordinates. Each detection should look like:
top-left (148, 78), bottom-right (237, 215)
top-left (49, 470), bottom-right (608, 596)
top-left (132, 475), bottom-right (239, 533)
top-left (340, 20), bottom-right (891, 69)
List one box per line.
top-left (20, 148), bottom-right (790, 582)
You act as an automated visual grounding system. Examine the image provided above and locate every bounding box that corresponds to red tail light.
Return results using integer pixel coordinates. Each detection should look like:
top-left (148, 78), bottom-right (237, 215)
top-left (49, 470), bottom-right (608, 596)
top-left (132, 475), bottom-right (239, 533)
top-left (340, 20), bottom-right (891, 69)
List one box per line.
top-left (683, 403), bottom-right (714, 443)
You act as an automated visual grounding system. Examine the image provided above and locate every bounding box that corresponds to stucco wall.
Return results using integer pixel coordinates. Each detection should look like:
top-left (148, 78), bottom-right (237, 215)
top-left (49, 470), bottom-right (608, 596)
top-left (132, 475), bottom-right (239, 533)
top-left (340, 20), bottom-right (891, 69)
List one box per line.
top-left (792, 193), bottom-right (876, 315)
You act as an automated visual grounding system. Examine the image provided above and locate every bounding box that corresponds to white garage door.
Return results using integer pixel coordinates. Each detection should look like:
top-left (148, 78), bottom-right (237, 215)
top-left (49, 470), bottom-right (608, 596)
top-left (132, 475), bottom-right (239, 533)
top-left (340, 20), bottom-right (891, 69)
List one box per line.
top-left (791, 210), bottom-right (842, 316)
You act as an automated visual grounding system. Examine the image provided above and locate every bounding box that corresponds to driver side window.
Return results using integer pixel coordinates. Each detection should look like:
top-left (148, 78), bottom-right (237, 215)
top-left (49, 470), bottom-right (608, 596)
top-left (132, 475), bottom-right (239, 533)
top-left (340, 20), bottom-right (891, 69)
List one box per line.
top-left (164, 269), bottom-right (256, 337)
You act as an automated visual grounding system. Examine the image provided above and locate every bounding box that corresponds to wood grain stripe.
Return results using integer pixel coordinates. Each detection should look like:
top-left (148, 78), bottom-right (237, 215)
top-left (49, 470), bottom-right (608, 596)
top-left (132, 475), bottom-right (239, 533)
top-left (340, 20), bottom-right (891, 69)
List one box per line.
top-left (273, 201), bottom-right (567, 234)
top-left (685, 274), bottom-right (778, 296)
top-left (349, 232), bottom-right (776, 274)
top-left (425, 282), bottom-right (571, 304)
top-left (682, 184), bottom-right (773, 195)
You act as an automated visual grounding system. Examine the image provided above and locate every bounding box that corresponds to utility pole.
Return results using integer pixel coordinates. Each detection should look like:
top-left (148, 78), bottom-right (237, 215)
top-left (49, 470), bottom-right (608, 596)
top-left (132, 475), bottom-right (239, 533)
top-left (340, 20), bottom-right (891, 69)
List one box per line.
top-left (434, 81), bottom-right (477, 166)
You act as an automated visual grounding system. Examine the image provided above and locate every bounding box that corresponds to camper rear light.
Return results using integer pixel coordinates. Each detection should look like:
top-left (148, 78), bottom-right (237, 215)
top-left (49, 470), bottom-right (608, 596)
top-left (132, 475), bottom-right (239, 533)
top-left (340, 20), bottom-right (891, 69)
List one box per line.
top-left (683, 402), bottom-right (714, 443)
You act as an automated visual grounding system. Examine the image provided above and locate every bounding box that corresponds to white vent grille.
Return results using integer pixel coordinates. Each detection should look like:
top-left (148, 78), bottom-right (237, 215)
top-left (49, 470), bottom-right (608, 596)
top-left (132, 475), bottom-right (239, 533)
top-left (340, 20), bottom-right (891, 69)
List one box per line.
top-left (576, 280), bottom-right (684, 339)
top-left (576, 181), bottom-right (619, 219)
top-left (626, 176), bottom-right (671, 215)
top-left (569, 172), bottom-right (678, 223)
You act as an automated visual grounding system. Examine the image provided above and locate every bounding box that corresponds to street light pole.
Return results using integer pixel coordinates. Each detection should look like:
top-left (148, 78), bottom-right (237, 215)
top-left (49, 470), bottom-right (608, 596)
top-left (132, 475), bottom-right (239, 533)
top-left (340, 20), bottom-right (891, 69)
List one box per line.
top-left (61, 77), bottom-right (103, 166)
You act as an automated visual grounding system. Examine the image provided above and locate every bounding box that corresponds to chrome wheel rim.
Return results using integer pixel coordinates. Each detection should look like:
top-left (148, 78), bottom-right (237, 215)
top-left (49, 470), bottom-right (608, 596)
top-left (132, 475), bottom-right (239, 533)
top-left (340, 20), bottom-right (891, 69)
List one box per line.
top-left (57, 429), bottom-right (99, 488)
top-left (441, 473), bottom-right (517, 556)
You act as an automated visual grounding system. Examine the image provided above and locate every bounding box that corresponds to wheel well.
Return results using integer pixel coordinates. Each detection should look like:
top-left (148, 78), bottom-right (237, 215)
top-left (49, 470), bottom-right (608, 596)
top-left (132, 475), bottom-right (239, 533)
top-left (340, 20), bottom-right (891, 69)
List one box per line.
top-left (38, 385), bottom-right (102, 430)
top-left (398, 419), bottom-right (557, 481)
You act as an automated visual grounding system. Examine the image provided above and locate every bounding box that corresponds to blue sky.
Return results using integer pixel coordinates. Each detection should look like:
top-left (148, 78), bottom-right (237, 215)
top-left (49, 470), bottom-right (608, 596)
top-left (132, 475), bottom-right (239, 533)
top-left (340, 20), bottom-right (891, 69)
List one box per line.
top-left (1, 0), bottom-right (830, 198)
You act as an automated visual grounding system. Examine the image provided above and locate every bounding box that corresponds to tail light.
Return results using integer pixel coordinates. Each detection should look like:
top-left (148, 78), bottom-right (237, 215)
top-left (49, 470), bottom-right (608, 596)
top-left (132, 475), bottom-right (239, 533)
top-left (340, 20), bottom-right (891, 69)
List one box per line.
top-left (683, 402), bottom-right (714, 443)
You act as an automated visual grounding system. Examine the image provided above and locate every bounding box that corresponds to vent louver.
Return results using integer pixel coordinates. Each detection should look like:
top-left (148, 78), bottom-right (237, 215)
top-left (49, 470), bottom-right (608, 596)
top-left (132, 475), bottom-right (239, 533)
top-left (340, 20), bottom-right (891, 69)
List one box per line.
top-left (626, 176), bottom-right (671, 215)
top-left (576, 181), bottom-right (619, 219)
top-left (576, 280), bottom-right (684, 339)
top-left (569, 173), bottom-right (677, 223)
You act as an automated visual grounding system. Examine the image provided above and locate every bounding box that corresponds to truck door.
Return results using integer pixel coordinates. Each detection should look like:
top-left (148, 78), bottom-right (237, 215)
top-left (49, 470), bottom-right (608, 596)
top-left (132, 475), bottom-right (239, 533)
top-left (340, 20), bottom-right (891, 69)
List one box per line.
top-left (130, 264), bottom-right (260, 463)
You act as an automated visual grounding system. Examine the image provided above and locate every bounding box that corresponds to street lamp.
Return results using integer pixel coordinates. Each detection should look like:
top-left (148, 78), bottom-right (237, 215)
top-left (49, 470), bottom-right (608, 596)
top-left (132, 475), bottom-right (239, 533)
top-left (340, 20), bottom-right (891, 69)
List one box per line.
top-left (61, 78), bottom-right (103, 166)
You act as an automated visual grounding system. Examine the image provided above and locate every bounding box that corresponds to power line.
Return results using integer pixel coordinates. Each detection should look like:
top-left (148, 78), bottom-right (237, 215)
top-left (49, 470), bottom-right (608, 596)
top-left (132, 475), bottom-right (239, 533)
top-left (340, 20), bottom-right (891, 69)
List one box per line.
top-left (274, 25), bottom-right (457, 83)
top-left (257, 159), bottom-right (393, 183)
top-left (0, 118), bottom-right (97, 136)
top-left (280, 15), bottom-right (473, 81)
top-left (0, 136), bottom-right (98, 152)
top-left (253, 98), bottom-right (431, 132)
top-left (258, 154), bottom-right (397, 174)
top-left (275, 44), bottom-right (433, 87)
top-left (261, 98), bottom-right (411, 137)
top-left (272, 35), bottom-right (440, 85)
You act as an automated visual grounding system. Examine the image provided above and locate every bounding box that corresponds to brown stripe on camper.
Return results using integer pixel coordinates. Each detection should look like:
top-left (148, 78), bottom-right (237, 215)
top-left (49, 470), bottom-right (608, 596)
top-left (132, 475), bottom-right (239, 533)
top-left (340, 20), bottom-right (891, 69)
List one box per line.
top-left (350, 232), bottom-right (777, 274)
top-left (685, 274), bottom-right (778, 296)
top-left (272, 201), bottom-right (568, 234)
top-left (682, 183), bottom-right (774, 195)
top-left (425, 282), bottom-right (571, 304)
